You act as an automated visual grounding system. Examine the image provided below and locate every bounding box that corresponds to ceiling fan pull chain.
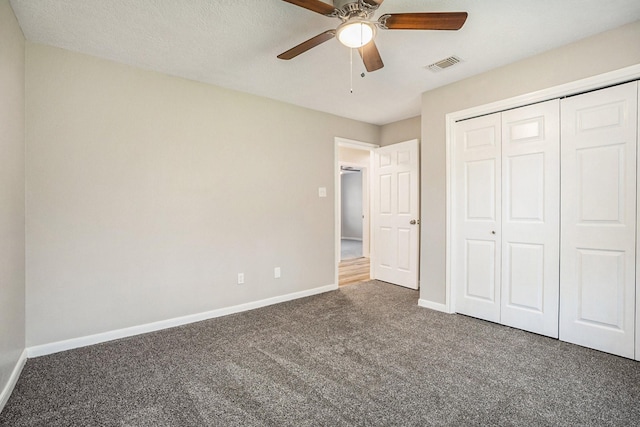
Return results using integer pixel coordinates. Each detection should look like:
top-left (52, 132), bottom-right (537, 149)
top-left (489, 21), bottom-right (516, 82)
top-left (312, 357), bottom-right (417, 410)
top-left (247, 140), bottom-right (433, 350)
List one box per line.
top-left (350, 47), bottom-right (354, 94)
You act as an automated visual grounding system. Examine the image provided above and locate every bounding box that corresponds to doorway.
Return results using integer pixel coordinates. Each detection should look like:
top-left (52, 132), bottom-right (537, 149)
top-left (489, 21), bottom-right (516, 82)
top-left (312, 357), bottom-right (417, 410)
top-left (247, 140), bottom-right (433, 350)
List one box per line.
top-left (335, 137), bottom-right (421, 289)
top-left (335, 138), bottom-right (377, 286)
top-left (339, 166), bottom-right (369, 286)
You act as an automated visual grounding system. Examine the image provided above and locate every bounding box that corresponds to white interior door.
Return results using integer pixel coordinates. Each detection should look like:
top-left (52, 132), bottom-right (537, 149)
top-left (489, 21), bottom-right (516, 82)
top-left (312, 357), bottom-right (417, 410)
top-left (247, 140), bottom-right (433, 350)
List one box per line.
top-left (373, 139), bottom-right (419, 289)
top-left (500, 100), bottom-right (560, 338)
top-left (637, 82), bottom-right (640, 362)
top-left (453, 113), bottom-right (502, 322)
top-left (560, 81), bottom-right (638, 359)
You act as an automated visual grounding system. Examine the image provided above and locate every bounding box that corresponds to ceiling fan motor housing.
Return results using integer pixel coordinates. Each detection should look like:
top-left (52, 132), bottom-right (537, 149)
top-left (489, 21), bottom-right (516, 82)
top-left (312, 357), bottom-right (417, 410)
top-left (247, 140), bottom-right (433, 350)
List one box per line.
top-left (333, 0), bottom-right (378, 20)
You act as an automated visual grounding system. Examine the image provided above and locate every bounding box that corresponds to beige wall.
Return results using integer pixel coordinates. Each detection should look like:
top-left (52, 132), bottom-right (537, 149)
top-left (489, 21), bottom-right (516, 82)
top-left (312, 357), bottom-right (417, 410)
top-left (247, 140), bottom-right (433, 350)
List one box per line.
top-left (421, 20), bottom-right (640, 304)
top-left (380, 116), bottom-right (420, 146)
top-left (25, 43), bottom-right (379, 346)
top-left (338, 146), bottom-right (371, 166)
top-left (0, 0), bottom-right (25, 407)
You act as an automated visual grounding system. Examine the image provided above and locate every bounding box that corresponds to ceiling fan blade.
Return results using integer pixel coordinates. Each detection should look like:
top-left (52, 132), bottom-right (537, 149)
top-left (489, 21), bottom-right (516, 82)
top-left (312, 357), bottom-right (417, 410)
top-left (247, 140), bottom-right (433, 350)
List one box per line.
top-left (358, 41), bottom-right (384, 72)
top-left (379, 12), bottom-right (468, 30)
top-left (281, 0), bottom-right (337, 16)
top-left (278, 30), bottom-right (336, 60)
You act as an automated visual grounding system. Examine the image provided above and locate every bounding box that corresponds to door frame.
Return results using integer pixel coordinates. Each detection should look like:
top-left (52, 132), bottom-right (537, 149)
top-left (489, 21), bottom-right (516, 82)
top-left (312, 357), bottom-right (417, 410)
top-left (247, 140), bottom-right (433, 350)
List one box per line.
top-left (445, 64), bottom-right (640, 314)
top-left (334, 137), bottom-right (379, 286)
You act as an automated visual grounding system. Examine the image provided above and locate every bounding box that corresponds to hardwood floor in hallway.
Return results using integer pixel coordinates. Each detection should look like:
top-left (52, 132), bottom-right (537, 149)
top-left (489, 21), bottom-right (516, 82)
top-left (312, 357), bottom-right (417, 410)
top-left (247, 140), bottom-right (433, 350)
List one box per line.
top-left (339, 257), bottom-right (370, 286)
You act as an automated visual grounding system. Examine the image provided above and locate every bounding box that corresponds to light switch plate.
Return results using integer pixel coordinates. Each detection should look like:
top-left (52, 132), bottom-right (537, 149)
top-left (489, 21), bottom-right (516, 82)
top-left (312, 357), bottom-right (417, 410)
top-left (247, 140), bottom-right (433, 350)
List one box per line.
top-left (318, 187), bottom-right (327, 197)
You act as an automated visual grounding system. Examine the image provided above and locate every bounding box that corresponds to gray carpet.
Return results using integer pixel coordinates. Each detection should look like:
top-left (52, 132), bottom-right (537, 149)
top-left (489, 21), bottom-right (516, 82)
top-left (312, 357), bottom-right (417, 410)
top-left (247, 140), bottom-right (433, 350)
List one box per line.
top-left (341, 239), bottom-right (362, 260)
top-left (1, 281), bottom-right (639, 426)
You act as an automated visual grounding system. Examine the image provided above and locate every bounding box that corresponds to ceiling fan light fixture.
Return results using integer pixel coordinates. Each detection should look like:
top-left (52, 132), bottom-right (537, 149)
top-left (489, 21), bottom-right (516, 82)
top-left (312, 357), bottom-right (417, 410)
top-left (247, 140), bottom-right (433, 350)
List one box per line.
top-left (336, 20), bottom-right (375, 48)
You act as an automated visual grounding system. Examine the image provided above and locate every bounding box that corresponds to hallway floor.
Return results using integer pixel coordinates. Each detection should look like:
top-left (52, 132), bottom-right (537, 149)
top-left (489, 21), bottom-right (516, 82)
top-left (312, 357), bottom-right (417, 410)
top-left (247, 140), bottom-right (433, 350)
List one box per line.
top-left (340, 239), bottom-right (362, 260)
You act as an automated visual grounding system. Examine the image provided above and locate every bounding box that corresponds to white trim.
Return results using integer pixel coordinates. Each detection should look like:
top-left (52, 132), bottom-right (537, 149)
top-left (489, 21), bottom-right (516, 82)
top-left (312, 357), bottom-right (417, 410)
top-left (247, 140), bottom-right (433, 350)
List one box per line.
top-left (445, 64), bottom-right (640, 315)
top-left (26, 284), bottom-right (338, 358)
top-left (0, 349), bottom-right (27, 413)
top-left (418, 298), bottom-right (449, 313)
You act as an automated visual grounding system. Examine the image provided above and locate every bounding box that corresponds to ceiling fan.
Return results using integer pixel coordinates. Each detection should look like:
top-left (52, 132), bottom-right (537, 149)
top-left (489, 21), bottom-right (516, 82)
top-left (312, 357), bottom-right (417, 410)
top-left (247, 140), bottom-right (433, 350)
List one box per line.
top-left (277, 0), bottom-right (468, 72)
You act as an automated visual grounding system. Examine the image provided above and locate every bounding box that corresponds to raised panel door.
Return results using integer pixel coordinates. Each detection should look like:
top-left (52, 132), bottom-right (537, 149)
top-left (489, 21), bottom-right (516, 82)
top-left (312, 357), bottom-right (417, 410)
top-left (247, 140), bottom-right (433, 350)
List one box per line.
top-left (453, 113), bottom-right (502, 322)
top-left (637, 82), bottom-right (640, 362)
top-left (560, 81), bottom-right (638, 359)
top-left (636, 84), bottom-right (640, 360)
top-left (373, 140), bottom-right (420, 289)
top-left (500, 99), bottom-right (560, 338)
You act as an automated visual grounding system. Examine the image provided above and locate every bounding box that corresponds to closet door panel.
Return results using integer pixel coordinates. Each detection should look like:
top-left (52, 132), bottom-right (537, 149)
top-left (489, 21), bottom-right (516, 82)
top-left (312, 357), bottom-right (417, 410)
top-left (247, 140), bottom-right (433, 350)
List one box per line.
top-left (637, 81), bottom-right (640, 362)
top-left (560, 81), bottom-right (638, 359)
top-left (500, 99), bottom-right (560, 338)
top-left (453, 113), bottom-right (502, 322)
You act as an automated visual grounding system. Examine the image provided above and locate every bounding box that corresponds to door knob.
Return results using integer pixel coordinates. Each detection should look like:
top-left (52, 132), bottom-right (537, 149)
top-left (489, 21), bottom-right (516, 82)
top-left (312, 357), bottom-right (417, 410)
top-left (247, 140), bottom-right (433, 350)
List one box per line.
top-left (491, 230), bottom-right (496, 235)
top-left (410, 219), bottom-right (417, 225)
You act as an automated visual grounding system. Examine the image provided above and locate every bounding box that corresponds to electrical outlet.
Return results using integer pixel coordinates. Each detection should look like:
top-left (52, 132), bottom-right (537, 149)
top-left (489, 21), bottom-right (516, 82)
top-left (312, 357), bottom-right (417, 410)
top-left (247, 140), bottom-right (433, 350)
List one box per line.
top-left (237, 273), bottom-right (244, 285)
top-left (318, 187), bottom-right (327, 197)
top-left (274, 267), bottom-right (281, 279)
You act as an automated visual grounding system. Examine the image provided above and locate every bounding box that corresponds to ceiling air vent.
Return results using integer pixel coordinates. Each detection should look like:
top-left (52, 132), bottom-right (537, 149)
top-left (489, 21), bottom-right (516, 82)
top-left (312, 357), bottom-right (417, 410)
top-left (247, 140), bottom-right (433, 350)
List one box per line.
top-left (426, 55), bottom-right (463, 72)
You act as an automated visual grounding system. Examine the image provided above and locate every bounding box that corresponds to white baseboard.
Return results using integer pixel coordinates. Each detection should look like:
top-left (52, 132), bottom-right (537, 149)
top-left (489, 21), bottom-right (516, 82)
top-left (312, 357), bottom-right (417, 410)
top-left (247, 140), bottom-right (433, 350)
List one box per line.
top-left (0, 349), bottom-right (27, 413)
top-left (27, 283), bottom-right (338, 358)
top-left (418, 298), bottom-right (451, 313)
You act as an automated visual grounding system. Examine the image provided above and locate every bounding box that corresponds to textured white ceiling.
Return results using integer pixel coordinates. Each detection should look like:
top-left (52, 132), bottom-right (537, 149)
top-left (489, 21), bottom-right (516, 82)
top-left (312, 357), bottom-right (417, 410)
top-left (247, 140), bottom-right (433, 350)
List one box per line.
top-left (10, 0), bottom-right (640, 125)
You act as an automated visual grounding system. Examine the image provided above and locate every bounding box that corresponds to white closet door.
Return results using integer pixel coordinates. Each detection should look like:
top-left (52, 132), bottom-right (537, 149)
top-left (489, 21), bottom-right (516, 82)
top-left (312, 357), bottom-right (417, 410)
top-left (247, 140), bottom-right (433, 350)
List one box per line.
top-left (637, 81), bottom-right (640, 362)
top-left (500, 100), bottom-right (560, 338)
top-left (453, 113), bottom-right (502, 322)
top-left (560, 81), bottom-right (638, 359)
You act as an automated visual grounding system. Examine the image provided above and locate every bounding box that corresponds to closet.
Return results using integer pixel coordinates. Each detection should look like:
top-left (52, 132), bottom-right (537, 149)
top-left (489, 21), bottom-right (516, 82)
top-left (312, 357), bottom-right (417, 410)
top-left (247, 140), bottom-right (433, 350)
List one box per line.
top-left (451, 81), bottom-right (639, 359)
top-left (453, 99), bottom-right (560, 338)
